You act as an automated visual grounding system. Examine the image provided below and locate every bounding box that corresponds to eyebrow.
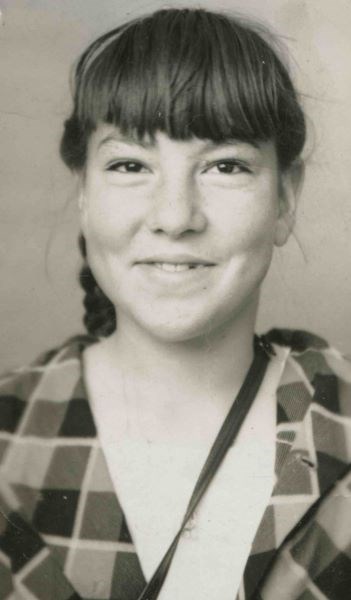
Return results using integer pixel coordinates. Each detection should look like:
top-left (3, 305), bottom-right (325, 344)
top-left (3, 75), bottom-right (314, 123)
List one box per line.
top-left (97, 133), bottom-right (260, 152)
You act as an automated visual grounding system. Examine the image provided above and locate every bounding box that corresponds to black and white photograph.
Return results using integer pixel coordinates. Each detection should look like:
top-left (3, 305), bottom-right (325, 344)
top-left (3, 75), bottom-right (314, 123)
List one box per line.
top-left (0, 1), bottom-right (351, 598)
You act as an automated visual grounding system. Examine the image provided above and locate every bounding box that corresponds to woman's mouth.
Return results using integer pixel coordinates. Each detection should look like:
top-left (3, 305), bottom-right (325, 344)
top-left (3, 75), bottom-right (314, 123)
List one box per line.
top-left (133, 254), bottom-right (217, 289)
top-left (136, 253), bottom-right (215, 270)
top-left (152, 262), bottom-right (209, 272)
top-left (134, 256), bottom-right (216, 289)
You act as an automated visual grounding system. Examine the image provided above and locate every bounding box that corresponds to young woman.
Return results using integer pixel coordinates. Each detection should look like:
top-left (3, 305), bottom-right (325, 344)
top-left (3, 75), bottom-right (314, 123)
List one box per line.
top-left (0, 8), bottom-right (350, 600)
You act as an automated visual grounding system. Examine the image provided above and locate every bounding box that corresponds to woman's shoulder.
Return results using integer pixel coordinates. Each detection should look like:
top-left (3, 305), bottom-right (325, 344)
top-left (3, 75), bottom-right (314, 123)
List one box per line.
top-left (266, 327), bottom-right (351, 383)
top-left (0, 334), bottom-right (95, 388)
top-left (0, 334), bottom-right (96, 442)
top-left (266, 328), bottom-right (351, 427)
top-left (266, 328), bottom-right (330, 352)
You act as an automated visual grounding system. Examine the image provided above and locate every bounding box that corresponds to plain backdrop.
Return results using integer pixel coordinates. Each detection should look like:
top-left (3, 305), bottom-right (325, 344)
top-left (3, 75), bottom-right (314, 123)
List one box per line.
top-left (1, 0), bottom-right (351, 370)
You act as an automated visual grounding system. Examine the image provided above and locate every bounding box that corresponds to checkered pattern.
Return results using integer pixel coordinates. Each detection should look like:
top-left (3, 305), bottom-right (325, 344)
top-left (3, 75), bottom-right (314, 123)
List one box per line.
top-left (0, 330), bottom-right (350, 599)
top-left (240, 329), bottom-right (351, 600)
top-left (0, 337), bottom-right (146, 600)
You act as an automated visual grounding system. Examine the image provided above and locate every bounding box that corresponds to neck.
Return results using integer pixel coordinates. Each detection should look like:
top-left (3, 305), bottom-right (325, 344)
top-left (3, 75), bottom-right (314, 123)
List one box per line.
top-left (102, 298), bottom-right (259, 404)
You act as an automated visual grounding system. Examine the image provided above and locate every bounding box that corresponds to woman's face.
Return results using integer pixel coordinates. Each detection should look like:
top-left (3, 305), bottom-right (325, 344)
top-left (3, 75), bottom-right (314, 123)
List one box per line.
top-left (80, 124), bottom-right (298, 342)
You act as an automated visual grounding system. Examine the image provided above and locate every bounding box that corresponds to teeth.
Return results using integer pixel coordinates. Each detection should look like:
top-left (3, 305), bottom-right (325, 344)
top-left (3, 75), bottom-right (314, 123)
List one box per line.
top-left (154, 263), bottom-right (203, 272)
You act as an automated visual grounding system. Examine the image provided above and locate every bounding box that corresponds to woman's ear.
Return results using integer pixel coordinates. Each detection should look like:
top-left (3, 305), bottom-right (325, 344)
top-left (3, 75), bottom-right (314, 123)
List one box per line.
top-left (274, 160), bottom-right (305, 247)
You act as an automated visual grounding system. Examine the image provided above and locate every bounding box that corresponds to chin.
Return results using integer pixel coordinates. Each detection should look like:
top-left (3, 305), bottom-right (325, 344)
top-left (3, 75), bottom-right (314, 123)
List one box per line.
top-left (129, 297), bottom-right (255, 344)
top-left (134, 313), bottom-right (210, 343)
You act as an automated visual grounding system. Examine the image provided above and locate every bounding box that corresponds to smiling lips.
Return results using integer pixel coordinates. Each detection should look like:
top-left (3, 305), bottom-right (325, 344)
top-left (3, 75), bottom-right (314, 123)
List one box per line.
top-left (136, 254), bottom-right (216, 273)
top-left (153, 263), bottom-right (205, 272)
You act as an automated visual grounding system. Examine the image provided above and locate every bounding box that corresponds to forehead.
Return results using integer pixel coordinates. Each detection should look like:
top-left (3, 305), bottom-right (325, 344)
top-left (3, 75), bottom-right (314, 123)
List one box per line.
top-left (90, 124), bottom-right (276, 158)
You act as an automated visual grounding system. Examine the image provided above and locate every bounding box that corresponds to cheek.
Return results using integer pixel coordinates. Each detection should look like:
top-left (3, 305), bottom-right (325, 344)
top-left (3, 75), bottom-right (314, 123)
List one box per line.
top-left (216, 199), bottom-right (278, 259)
top-left (82, 191), bottom-right (141, 256)
top-left (85, 211), bottom-right (125, 254)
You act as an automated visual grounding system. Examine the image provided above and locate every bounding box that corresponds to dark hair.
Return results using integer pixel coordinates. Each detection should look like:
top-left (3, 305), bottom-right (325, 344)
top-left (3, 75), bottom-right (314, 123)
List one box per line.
top-left (60, 8), bottom-right (306, 337)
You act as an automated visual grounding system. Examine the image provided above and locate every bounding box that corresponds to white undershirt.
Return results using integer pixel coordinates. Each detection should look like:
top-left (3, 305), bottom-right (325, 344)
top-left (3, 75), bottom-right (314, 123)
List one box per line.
top-left (88, 344), bottom-right (288, 600)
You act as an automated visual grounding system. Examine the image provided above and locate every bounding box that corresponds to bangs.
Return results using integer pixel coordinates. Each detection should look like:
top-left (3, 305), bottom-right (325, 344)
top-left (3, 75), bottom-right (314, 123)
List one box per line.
top-left (77, 11), bottom-right (295, 143)
top-left (62, 9), bottom-right (305, 170)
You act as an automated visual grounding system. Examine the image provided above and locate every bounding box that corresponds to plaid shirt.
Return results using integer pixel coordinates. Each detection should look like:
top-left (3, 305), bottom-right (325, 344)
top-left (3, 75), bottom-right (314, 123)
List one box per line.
top-left (0, 330), bottom-right (350, 600)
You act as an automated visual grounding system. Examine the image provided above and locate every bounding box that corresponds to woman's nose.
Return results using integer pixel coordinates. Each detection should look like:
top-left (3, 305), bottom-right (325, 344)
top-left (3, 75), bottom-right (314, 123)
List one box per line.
top-left (146, 177), bottom-right (207, 238)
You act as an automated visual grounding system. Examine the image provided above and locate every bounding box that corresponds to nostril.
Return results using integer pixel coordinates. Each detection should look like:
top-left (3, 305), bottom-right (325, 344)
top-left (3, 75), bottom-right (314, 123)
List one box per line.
top-left (148, 210), bottom-right (207, 237)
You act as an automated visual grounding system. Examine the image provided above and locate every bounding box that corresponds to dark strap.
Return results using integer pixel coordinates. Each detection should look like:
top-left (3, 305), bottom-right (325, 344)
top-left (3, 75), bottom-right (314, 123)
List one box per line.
top-left (137, 336), bottom-right (273, 600)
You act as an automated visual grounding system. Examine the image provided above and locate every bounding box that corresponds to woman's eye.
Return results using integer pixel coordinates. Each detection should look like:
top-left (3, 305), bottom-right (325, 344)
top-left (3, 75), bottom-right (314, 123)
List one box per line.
top-left (107, 161), bottom-right (148, 173)
top-left (206, 161), bottom-right (251, 175)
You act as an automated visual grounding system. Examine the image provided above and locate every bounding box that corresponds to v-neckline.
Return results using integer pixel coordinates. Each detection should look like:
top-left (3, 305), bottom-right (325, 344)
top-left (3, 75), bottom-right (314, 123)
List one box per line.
top-left (80, 337), bottom-right (290, 598)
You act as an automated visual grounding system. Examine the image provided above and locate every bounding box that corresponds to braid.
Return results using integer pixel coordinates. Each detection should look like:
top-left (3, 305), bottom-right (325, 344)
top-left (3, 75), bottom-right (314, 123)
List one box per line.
top-left (78, 234), bottom-right (116, 337)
